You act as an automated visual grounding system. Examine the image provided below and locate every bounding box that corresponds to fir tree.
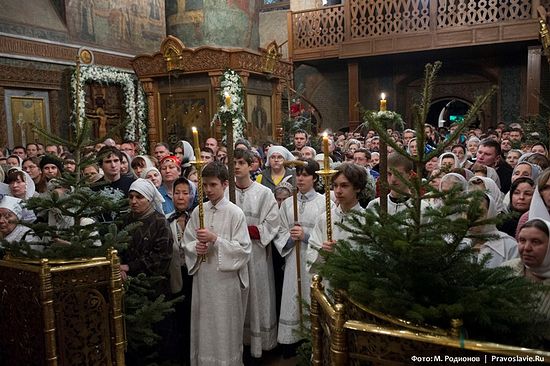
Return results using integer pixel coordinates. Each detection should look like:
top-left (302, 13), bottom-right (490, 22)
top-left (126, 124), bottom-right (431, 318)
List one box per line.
top-left (0, 72), bottom-right (179, 362)
top-left (315, 62), bottom-right (550, 348)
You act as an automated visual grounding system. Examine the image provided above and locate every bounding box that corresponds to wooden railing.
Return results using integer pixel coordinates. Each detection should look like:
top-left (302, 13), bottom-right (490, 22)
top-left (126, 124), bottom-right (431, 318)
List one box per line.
top-left (289, 0), bottom-right (545, 60)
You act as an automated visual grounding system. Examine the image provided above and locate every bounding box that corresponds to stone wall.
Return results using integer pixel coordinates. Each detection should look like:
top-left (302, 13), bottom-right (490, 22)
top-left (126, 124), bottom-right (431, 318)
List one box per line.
top-left (295, 63), bottom-right (348, 132)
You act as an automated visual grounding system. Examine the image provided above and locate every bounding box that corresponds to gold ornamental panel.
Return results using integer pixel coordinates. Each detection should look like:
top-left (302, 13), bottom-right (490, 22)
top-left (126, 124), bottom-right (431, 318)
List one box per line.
top-left (0, 249), bottom-right (125, 366)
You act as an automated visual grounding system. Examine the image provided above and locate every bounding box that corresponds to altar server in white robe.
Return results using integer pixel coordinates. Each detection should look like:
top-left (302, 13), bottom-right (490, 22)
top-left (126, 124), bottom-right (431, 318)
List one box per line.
top-left (307, 163), bottom-right (367, 272)
top-left (183, 162), bottom-right (251, 366)
top-left (275, 159), bottom-right (330, 349)
top-left (230, 149), bottom-right (280, 359)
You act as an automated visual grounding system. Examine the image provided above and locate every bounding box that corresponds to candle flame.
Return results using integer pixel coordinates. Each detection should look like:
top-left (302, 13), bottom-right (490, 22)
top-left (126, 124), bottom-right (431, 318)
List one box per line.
top-left (381, 93), bottom-right (386, 100)
top-left (323, 131), bottom-right (328, 138)
top-left (192, 126), bottom-right (197, 132)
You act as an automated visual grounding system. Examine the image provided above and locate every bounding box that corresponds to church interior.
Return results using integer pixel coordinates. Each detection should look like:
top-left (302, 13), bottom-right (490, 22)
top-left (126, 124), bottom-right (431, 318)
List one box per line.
top-left (3, 1), bottom-right (550, 365)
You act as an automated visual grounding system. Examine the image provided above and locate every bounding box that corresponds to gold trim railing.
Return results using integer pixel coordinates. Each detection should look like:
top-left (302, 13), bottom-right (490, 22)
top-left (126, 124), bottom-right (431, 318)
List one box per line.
top-left (310, 274), bottom-right (550, 365)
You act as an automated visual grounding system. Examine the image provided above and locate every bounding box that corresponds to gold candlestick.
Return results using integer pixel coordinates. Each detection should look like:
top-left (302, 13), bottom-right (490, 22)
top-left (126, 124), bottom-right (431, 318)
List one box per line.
top-left (317, 144), bottom-right (337, 241)
top-left (192, 127), bottom-right (206, 262)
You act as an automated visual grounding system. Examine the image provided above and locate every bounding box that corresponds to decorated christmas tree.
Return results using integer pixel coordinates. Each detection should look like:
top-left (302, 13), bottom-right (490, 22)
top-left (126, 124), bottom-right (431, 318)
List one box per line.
top-left (314, 62), bottom-right (550, 348)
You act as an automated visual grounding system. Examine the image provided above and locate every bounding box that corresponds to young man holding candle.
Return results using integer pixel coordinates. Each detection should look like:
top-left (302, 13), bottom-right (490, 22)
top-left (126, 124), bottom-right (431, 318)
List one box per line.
top-left (274, 159), bottom-right (329, 357)
top-left (307, 163), bottom-right (367, 271)
top-left (182, 161), bottom-right (251, 366)
top-left (231, 149), bottom-right (280, 361)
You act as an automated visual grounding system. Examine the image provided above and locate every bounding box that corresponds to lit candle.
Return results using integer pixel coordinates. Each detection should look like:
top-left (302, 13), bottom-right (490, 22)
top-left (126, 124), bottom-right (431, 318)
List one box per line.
top-left (225, 93), bottom-right (231, 107)
top-left (380, 93), bottom-right (387, 112)
top-left (323, 132), bottom-right (329, 170)
top-left (192, 126), bottom-right (201, 161)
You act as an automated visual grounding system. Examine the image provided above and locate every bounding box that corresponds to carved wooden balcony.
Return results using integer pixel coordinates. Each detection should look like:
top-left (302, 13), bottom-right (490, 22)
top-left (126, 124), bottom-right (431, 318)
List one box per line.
top-left (289, 0), bottom-right (548, 61)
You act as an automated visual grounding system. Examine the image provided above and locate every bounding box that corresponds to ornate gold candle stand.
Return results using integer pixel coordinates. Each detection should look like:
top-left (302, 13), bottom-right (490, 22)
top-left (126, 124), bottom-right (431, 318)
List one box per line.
top-left (0, 249), bottom-right (125, 365)
top-left (310, 275), bottom-right (550, 365)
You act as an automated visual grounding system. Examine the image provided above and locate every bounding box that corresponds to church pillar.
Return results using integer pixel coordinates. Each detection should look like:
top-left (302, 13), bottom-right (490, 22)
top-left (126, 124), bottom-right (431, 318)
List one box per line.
top-left (141, 78), bottom-right (159, 153)
top-left (166, 0), bottom-right (260, 50)
top-left (526, 46), bottom-right (541, 117)
top-left (348, 62), bottom-right (360, 132)
top-left (209, 71), bottom-right (223, 139)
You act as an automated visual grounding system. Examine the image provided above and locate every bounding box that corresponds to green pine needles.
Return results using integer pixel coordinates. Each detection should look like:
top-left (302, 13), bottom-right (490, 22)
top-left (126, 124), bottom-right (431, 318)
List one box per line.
top-left (315, 62), bottom-right (550, 348)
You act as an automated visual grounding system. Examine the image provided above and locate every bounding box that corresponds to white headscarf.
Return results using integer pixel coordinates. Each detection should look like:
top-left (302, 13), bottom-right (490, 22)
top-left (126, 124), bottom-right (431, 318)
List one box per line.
top-left (141, 166), bottom-right (161, 180)
top-left (129, 178), bottom-right (165, 215)
top-left (468, 176), bottom-right (505, 213)
top-left (7, 167), bottom-right (35, 199)
top-left (7, 155), bottom-right (22, 169)
top-left (266, 146), bottom-right (295, 167)
top-left (438, 152), bottom-right (460, 169)
top-left (512, 162), bottom-right (542, 183)
top-left (0, 195), bottom-right (23, 220)
top-left (134, 155), bottom-right (155, 170)
top-left (439, 173), bottom-right (467, 192)
top-left (179, 140), bottom-right (195, 168)
top-left (520, 219), bottom-right (550, 278)
top-left (528, 184), bottom-right (550, 222)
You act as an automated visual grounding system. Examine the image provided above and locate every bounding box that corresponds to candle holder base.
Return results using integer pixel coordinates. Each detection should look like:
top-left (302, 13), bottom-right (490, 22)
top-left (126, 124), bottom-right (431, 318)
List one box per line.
top-left (317, 169), bottom-right (338, 177)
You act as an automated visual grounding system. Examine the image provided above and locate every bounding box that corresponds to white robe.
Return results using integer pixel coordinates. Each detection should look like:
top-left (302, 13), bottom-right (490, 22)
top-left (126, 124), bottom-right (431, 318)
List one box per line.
top-left (183, 197), bottom-right (251, 366)
top-left (307, 202), bottom-right (363, 273)
top-left (230, 182), bottom-right (280, 357)
top-left (274, 189), bottom-right (328, 344)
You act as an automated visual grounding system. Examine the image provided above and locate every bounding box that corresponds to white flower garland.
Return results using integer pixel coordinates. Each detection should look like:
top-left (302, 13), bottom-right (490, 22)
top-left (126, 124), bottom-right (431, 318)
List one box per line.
top-left (211, 69), bottom-right (246, 142)
top-left (71, 65), bottom-right (148, 149)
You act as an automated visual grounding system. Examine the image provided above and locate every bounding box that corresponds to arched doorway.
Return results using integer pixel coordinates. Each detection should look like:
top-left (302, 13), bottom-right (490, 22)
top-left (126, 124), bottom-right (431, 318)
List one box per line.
top-left (426, 98), bottom-right (480, 129)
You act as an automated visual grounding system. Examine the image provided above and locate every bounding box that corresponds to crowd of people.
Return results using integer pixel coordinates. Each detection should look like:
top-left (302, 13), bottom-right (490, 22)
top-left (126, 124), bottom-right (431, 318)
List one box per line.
top-left (1, 120), bottom-right (550, 365)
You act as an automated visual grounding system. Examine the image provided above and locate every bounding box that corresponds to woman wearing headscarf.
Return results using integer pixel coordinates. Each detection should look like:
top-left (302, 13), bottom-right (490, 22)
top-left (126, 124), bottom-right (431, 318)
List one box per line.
top-left (0, 195), bottom-right (40, 250)
top-left (439, 172), bottom-right (468, 192)
top-left (6, 168), bottom-right (36, 223)
top-left (131, 155), bottom-right (156, 179)
top-left (256, 146), bottom-right (296, 193)
top-left (159, 156), bottom-right (182, 215)
top-left (122, 178), bottom-right (176, 364)
top-left (468, 176), bottom-right (506, 214)
top-left (167, 177), bottom-right (196, 294)
top-left (502, 162), bottom-right (541, 208)
top-left (142, 166), bottom-right (162, 188)
top-left (167, 176), bottom-right (196, 365)
top-left (516, 169), bottom-right (550, 237)
top-left (121, 178), bottom-right (172, 287)
top-left (438, 152), bottom-right (460, 171)
top-left (502, 219), bottom-right (550, 316)
top-left (499, 177), bottom-right (535, 238)
top-left (469, 193), bottom-right (518, 268)
top-left (174, 140), bottom-right (195, 178)
top-left (6, 155), bottom-right (22, 168)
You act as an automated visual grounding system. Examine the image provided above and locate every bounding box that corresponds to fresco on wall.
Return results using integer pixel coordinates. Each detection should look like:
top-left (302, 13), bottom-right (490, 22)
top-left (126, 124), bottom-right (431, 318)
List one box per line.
top-left (66, 0), bottom-right (166, 53)
top-left (166, 0), bottom-right (259, 49)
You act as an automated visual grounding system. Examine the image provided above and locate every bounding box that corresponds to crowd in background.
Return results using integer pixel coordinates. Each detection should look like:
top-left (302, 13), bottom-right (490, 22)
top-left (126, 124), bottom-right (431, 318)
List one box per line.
top-left (1, 120), bottom-right (550, 364)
